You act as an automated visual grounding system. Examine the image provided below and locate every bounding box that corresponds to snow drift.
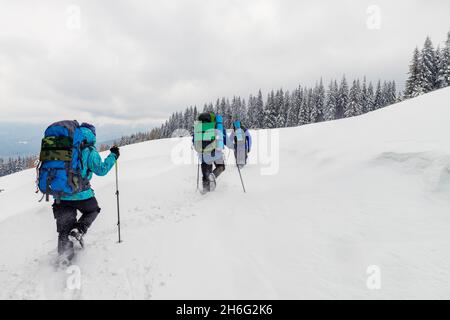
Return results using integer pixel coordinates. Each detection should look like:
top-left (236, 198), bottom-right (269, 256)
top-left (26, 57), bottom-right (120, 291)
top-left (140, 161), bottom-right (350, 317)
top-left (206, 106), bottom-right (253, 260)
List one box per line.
top-left (1, 87), bottom-right (450, 299)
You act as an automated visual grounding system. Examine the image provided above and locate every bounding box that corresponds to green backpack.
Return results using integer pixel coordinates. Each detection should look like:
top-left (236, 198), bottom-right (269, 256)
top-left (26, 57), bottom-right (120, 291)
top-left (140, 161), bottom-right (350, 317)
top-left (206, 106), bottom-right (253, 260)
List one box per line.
top-left (194, 112), bottom-right (217, 154)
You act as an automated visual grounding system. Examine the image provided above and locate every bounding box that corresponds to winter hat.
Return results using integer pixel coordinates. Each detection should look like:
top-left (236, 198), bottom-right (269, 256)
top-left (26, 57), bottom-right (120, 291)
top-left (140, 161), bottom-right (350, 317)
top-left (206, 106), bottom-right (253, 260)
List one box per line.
top-left (80, 122), bottom-right (96, 136)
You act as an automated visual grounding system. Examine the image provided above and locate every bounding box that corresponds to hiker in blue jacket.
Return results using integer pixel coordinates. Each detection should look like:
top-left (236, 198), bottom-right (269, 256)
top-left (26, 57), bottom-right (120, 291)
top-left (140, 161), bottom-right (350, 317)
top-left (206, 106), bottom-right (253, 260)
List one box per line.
top-left (52, 123), bottom-right (120, 261)
top-left (228, 120), bottom-right (252, 169)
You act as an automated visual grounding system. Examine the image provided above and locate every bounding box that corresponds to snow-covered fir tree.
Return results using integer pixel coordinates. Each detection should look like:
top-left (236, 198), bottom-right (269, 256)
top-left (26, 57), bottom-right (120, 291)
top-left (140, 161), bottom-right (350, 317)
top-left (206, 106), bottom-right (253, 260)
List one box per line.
top-left (366, 81), bottom-right (375, 112)
top-left (404, 47), bottom-right (422, 98)
top-left (380, 82), bottom-right (389, 107)
top-left (0, 156), bottom-right (38, 177)
top-left (419, 36), bottom-right (438, 93)
top-left (324, 80), bottom-right (338, 121)
top-left (263, 91), bottom-right (278, 129)
top-left (299, 88), bottom-right (314, 125)
top-left (230, 96), bottom-right (240, 123)
top-left (286, 86), bottom-right (303, 126)
top-left (274, 89), bottom-right (286, 128)
top-left (246, 94), bottom-right (257, 128)
top-left (337, 76), bottom-right (349, 119)
top-left (437, 38), bottom-right (450, 88)
top-left (361, 77), bottom-right (368, 114)
top-left (282, 91), bottom-right (291, 127)
top-left (345, 79), bottom-right (363, 118)
top-left (387, 81), bottom-right (397, 105)
top-left (254, 90), bottom-right (265, 129)
top-left (311, 80), bottom-right (325, 123)
top-left (373, 80), bottom-right (383, 110)
top-left (240, 98), bottom-right (248, 126)
top-left (445, 31), bottom-right (450, 86)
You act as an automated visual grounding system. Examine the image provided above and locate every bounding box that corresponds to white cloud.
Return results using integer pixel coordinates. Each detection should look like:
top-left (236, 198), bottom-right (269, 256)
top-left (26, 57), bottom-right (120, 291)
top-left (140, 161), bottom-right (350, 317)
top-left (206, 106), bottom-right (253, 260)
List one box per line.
top-left (0, 0), bottom-right (449, 124)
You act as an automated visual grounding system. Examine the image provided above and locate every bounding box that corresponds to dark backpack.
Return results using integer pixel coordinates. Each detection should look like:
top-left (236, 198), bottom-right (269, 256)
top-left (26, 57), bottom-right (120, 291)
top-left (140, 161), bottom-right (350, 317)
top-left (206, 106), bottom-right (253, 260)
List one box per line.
top-left (36, 120), bottom-right (91, 202)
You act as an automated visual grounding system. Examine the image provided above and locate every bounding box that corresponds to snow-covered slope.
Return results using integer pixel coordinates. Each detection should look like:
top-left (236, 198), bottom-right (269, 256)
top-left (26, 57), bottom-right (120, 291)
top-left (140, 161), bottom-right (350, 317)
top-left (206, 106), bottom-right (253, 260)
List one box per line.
top-left (1, 88), bottom-right (450, 299)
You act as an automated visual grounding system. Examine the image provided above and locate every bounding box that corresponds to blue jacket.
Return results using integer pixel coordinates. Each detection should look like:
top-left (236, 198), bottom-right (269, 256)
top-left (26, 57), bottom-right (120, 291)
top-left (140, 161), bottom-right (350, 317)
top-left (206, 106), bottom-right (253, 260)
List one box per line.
top-left (61, 127), bottom-right (117, 201)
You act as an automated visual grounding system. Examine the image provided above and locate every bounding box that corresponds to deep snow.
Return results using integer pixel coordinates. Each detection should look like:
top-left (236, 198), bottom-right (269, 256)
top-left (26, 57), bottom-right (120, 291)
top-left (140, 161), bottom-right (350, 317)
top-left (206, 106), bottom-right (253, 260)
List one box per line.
top-left (1, 88), bottom-right (450, 299)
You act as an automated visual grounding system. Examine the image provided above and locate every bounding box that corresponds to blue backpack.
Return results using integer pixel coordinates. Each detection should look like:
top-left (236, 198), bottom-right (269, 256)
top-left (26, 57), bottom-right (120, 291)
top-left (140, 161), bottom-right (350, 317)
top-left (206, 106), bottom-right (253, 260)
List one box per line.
top-left (215, 115), bottom-right (225, 149)
top-left (36, 120), bottom-right (91, 202)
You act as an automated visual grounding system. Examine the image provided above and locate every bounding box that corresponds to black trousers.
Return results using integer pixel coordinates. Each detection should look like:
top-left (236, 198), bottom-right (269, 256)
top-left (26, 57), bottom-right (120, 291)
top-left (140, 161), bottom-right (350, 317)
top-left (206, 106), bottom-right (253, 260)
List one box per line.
top-left (52, 197), bottom-right (101, 255)
top-left (201, 162), bottom-right (225, 191)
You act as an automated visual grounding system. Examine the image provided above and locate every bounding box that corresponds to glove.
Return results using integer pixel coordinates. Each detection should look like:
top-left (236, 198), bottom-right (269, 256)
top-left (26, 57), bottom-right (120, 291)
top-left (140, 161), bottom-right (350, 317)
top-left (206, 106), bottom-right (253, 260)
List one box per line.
top-left (110, 146), bottom-right (120, 159)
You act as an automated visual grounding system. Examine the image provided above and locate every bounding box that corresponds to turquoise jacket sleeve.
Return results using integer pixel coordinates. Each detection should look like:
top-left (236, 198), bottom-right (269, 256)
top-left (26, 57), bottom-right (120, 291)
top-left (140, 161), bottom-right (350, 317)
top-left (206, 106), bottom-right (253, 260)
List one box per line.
top-left (87, 150), bottom-right (117, 177)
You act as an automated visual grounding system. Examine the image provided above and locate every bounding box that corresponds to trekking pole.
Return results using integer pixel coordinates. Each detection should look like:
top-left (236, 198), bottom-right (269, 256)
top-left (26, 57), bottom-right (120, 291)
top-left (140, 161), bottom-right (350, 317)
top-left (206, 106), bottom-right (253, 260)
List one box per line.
top-left (115, 160), bottom-right (122, 243)
top-left (196, 161), bottom-right (200, 191)
top-left (236, 158), bottom-right (246, 193)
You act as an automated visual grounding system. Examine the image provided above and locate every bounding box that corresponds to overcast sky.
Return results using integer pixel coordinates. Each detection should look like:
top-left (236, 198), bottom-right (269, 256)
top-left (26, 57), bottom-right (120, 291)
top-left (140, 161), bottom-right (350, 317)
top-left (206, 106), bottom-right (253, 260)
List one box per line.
top-left (0, 0), bottom-right (449, 126)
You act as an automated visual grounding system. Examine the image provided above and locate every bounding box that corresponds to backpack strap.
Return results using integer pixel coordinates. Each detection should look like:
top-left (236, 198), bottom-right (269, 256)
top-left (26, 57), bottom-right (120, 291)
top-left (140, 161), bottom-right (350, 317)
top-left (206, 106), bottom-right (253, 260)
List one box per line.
top-left (35, 161), bottom-right (42, 194)
top-left (36, 161), bottom-right (45, 202)
top-left (82, 146), bottom-right (95, 185)
top-left (70, 144), bottom-right (94, 193)
top-left (45, 168), bottom-right (57, 202)
top-left (78, 141), bottom-right (94, 170)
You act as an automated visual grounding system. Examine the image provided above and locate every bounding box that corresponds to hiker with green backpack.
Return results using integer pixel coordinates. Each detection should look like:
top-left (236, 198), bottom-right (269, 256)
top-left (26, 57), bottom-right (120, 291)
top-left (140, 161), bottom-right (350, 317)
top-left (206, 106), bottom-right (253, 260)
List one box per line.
top-left (193, 112), bottom-right (228, 193)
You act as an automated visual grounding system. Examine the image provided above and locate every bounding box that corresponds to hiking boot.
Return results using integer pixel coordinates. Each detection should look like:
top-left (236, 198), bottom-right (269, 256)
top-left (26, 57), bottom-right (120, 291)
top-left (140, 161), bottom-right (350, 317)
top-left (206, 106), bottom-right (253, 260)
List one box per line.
top-left (69, 228), bottom-right (84, 249)
top-left (208, 173), bottom-right (216, 192)
top-left (57, 253), bottom-right (72, 268)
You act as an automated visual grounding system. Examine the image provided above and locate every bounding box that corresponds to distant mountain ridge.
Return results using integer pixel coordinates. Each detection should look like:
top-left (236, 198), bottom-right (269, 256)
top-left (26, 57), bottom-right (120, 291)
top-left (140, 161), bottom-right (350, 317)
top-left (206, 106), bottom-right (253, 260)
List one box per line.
top-left (0, 122), bottom-right (153, 158)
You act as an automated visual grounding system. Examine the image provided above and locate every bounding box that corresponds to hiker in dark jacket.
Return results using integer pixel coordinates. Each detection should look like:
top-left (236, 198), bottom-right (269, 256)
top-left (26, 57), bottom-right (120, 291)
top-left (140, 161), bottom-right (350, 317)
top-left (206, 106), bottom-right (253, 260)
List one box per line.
top-left (193, 112), bottom-right (227, 193)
